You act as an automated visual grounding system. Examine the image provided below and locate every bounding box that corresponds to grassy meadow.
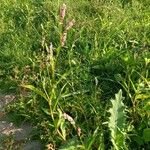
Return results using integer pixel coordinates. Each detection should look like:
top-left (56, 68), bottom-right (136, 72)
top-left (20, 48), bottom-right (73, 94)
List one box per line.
top-left (0, 0), bottom-right (150, 149)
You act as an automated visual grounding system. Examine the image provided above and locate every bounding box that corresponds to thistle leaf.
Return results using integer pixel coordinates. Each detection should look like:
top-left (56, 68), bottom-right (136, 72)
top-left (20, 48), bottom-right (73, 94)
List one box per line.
top-left (108, 89), bottom-right (127, 150)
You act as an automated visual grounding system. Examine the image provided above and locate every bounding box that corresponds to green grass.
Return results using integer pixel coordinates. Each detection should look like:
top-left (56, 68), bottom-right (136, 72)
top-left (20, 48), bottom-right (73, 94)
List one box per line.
top-left (0, 0), bottom-right (150, 149)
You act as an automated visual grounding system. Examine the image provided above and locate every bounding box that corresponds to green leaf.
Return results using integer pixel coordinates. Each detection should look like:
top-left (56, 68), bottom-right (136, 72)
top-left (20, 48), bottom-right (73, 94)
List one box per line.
top-left (42, 108), bottom-right (51, 116)
top-left (135, 94), bottom-right (150, 100)
top-left (56, 108), bottom-right (64, 128)
top-left (143, 101), bottom-right (150, 115)
top-left (86, 127), bottom-right (99, 150)
top-left (60, 120), bottom-right (66, 141)
top-left (59, 137), bottom-right (79, 150)
top-left (22, 84), bottom-right (48, 101)
top-left (108, 89), bottom-right (127, 150)
top-left (132, 135), bottom-right (144, 145)
top-left (143, 128), bottom-right (150, 142)
top-left (55, 109), bottom-right (66, 140)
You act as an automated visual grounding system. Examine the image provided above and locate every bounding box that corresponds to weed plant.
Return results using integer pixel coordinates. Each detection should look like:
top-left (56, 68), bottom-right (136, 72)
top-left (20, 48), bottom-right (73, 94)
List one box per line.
top-left (0, 0), bottom-right (150, 149)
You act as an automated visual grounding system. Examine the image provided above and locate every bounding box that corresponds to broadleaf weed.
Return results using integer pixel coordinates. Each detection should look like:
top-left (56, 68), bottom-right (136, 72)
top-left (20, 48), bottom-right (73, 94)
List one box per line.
top-left (108, 89), bottom-right (128, 150)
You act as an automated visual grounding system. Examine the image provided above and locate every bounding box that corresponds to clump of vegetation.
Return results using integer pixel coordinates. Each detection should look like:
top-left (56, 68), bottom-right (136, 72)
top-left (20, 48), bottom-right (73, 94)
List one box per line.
top-left (0, 0), bottom-right (150, 149)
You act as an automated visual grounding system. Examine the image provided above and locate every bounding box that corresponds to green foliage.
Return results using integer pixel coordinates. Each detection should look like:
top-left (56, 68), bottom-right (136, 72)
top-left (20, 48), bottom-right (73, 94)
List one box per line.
top-left (143, 128), bottom-right (150, 142)
top-left (58, 137), bottom-right (79, 150)
top-left (108, 89), bottom-right (127, 150)
top-left (0, 0), bottom-right (150, 149)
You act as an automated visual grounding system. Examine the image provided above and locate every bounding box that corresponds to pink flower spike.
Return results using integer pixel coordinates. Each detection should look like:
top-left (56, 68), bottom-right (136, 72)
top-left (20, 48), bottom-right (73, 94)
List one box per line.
top-left (61, 32), bottom-right (67, 47)
top-left (66, 19), bottom-right (75, 31)
top-left (77, 127), bottom-right (81, 137)
top-left (65, 19), bottom-right (75, 31)
top-left (63, 113), bottom-right (75, 125)
top-left (60, 3), bottom-right (67, 23)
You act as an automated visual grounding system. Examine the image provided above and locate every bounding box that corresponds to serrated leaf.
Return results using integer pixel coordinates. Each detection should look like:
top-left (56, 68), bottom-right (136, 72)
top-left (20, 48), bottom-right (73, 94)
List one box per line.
top-left (108, 89), bottom-right (127, 150)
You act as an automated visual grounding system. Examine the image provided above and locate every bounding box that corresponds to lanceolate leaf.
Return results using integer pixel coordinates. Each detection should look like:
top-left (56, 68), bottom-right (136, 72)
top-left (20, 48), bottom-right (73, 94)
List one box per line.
top-left (22, 84), bottom-right (48, 101)
top-left (108, 89), bottom-right (127, 150)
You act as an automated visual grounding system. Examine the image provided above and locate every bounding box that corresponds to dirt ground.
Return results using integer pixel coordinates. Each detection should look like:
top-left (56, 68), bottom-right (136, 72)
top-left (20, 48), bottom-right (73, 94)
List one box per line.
top-left (0, 95), bottom-right (43, 150)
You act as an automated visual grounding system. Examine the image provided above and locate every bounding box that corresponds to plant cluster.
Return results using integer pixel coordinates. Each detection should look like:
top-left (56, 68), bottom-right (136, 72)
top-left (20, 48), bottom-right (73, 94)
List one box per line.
top-left (0, 0), bottom-right (150, 149)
